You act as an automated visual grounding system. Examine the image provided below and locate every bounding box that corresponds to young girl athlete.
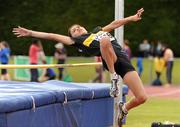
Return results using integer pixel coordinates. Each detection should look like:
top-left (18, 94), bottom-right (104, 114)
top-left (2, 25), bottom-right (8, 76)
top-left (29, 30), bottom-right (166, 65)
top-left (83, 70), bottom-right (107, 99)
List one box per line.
top-left (13, 8), bottom-right (147, 126)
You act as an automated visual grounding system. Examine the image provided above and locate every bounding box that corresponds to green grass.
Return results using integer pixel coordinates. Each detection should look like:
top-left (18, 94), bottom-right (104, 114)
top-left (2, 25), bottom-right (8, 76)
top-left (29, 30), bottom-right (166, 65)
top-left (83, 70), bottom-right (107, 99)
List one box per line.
top-left (5, 56), bottom-right (180, 84)
top-left (64, 57), bottom-right (111, 82)
top-left (64, 57), bottom-right (97, 82)
top-left (124, 97), bottom-right (180, 127)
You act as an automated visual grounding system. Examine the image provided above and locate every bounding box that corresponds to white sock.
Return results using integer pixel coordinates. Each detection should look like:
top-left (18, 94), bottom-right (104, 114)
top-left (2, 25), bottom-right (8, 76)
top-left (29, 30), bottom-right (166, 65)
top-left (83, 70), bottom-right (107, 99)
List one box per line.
top-left (110, 72), bottom-right (117, 80)
top-left (122, 104), bottom-right (128, 113)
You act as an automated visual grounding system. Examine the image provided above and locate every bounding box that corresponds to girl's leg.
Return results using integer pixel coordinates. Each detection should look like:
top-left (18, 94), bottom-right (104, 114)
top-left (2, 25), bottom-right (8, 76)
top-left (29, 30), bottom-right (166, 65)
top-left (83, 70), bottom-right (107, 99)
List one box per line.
top-left (100, 36), bottom-right (117, 73)
top-left (166, 61), bottom-right (173, 84)
top-left (100, 36), bottom-right (119, 97)
top-left (123, 71), bottom-right (147, 111)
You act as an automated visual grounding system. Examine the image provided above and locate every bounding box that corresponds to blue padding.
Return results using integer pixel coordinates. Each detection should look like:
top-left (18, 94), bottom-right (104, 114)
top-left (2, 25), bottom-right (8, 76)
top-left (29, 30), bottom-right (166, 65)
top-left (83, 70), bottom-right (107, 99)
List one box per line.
top-left (0, 80), bottom-right (128, 113)
top-left (0, 98), bottom-right (113, 127)
top-left (0, 80), bottom-right (111, 113)
top-left (81, 98), bottom-right (114, 127)
top-left (70, 82), bottom-right (111, 100)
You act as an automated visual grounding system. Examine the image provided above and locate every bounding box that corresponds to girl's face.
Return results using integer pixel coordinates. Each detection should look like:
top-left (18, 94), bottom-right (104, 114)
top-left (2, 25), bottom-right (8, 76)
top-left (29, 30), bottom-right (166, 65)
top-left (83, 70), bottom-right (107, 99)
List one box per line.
top-left (69, 25), bottom-right (87, 37)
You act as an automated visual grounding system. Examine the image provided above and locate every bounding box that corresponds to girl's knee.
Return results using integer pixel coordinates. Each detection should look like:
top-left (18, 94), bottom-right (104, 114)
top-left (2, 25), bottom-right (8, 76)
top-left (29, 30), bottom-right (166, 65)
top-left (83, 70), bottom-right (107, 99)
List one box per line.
top-left (137, 94), bottom-right (148, 104)
top-left (100, 37), bottom-right (111, 48)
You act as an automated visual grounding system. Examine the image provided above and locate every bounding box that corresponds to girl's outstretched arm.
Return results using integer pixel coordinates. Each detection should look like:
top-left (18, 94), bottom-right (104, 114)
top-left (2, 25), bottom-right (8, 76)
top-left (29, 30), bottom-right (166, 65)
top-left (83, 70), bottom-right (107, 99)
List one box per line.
top-left (102, 8), bottom-right (144, 32)
top-left (12, 26), bottom-right (74, 45)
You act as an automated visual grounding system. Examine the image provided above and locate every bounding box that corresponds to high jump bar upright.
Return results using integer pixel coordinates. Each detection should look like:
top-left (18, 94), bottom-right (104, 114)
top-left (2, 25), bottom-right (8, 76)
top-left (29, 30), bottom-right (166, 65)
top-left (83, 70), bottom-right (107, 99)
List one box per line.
top-left (114, 0), bottom-right (124, 126)
top-left (0, 62), bottom-right (102, 69)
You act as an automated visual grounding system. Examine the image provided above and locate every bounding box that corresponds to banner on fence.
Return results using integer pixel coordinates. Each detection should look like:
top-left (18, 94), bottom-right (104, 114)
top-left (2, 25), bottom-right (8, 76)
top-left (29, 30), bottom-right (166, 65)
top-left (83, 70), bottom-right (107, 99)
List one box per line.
top-left (14, 56), bottom-right (53, 81)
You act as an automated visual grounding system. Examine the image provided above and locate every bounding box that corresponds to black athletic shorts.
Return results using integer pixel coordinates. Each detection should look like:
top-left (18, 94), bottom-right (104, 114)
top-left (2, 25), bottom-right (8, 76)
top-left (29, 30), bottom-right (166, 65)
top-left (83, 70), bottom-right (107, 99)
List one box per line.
top-left (102, 52), bottom-right (135, 78)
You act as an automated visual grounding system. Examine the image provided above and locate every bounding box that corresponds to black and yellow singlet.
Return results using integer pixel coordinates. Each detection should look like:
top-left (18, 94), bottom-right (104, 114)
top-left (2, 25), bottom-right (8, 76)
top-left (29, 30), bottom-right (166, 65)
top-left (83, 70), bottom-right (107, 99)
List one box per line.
top-left (71, 26), bottom-right (123, 56)
top-left (71, 26), bottom-right (135, 78)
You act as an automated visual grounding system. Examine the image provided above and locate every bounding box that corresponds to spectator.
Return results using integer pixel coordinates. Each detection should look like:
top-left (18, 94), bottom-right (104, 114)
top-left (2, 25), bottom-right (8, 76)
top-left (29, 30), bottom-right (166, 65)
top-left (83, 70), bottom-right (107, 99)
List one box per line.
top-left (161, 43), bottom-right (174, 86)
top-left (156, 41), bottom-right (162, 56)
top-left (29, 39), bottom-right (41, 82)
top-left (139, 39), bottom-right (150, 57)
top-left (54, 43), bottom-right (67, 80)
top-left (152, 53), bottom-right (165, 86)
top-left (123, 39), bottom-right (132, 60)
top-left (0, 41), bottom-right (11, 80)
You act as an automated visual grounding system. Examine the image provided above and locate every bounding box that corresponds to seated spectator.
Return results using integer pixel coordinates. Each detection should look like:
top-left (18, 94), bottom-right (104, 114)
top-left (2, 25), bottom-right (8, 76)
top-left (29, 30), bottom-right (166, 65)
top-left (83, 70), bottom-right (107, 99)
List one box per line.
top-left (39, 61), bottom-right (56, 82)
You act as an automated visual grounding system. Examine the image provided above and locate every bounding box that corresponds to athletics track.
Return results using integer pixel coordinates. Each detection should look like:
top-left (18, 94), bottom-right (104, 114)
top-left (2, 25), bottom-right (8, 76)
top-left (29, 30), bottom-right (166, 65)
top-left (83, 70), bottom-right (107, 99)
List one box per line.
top-left (128, 85), bottom-right (180, 99)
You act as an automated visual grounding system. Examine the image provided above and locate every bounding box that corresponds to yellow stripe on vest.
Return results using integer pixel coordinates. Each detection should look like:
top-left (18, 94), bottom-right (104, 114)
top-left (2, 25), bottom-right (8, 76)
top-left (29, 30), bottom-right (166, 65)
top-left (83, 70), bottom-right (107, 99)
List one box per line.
top-left (83, 31), bottom-right (104, 47)
top-left (83, 34), bottom-right (95, 47)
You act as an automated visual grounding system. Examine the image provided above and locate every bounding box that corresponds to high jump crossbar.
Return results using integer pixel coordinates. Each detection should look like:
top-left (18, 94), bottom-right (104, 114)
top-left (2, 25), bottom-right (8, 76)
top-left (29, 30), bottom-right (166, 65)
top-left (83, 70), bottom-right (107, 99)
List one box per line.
top-left (0, 62), bottom-right (102, 69)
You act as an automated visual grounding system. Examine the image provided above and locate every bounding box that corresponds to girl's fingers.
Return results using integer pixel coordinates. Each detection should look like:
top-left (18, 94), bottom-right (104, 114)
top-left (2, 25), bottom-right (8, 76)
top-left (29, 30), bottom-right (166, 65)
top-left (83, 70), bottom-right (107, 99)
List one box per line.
top-left (13, 33), bottom-right (20, 35)
top-left (138, 8), bottom-right (144, 14)
top-left (13, 28), bottom-right (19, 31)
top-left (137, 8), bottom-right (144, 18)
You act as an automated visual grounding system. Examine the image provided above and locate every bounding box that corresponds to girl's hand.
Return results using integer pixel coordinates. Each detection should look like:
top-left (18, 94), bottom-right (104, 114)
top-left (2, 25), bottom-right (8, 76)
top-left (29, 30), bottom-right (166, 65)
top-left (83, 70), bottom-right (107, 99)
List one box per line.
top-left (12, 26), bottom-right (32, 37)
top-left (131, 8), bottom-right (144, 22)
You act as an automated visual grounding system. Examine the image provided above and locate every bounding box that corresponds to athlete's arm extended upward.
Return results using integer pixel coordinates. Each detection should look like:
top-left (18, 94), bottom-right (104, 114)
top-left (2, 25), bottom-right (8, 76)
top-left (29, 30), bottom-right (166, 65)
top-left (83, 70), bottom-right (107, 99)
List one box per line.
top-left (102, 8), bottom-right (144, 32)
top-left (12, 27), bottom-right (74, 45)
